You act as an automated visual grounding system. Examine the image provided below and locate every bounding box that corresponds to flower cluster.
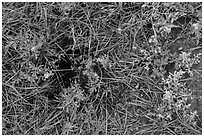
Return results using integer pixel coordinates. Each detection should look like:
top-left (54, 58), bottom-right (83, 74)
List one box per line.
top-left (61, 80), bottom-right (86, 111)
top-left (175, 51), bottom-right (201, 76)
top-left (157, 70), bottom-right (198, 126)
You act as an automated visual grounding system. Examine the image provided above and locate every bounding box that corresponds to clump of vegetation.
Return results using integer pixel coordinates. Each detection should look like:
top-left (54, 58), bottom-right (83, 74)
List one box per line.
top-left (2, 2), bottom-right (202, 135)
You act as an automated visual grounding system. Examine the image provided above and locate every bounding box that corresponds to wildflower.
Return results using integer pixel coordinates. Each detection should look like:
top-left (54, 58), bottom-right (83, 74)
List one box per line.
top-left (44, 71), bottom-right (53, 79)
top-left (163, 90), bottom-right (173, 102)
top-left (140, 49), bottom-right (145, 53)
top-left (144, 64), bottom-right (149, 71)
top-left (97, 55), bottom-right (110, 68)
top-left (85, 57), bottom-right (93, 69)
top-left (154, 46), bottom-right (161, 53)
top-left (149, 35), bottom-right (158, 44)
top-left (192, 23), bottom-right (200, 31)
top-left (180, 52), bottom-right (191, 64)
top-left (117, 28), bottom-right (122, 34)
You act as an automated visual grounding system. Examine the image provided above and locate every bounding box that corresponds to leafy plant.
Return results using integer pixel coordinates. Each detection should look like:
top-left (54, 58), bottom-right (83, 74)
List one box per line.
top-left (2, 2), bottom-right (202, 135)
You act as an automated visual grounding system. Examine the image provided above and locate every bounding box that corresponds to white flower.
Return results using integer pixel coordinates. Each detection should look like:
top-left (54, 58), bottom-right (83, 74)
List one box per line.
top-left (97, 55), bottom-right (110, 68)
top-left (180, 52), bottom-right (191, 63)
top-left (164, 26), bottom-right (171, 34)
top-left (192, 23), bottom-right (200, 31)
top-left (44, 71), bottom-right (53, 79)
top-left (117, 28), bottom-right (122, 34)
top-left (140, 49), bottom-right (145, 53)
top-left (163, 90), bottom-right (173, 102)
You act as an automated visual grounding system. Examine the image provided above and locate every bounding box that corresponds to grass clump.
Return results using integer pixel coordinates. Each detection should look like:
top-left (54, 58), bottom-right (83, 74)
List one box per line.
top-left (2, 2), bottom-right (202, 135)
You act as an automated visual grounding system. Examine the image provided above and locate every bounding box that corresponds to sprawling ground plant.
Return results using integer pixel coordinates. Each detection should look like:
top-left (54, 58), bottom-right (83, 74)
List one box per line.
top-left (2, 2), bottom-right (202, 135)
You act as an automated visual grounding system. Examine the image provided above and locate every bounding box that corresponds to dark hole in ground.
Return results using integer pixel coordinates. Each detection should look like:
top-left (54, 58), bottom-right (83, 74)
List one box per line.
top-left (55, 55), bottom-right (78, 88)
top-left (58, 35), bottom-right (74, 49)
top-left (47, 35), bottom-right (117, 113)
top-left (173, 15), bottom-right (199, 27)
top-left (52, 36), bottom-right (91, 90)
top-left (51, 5), bottom-right (62, 16)
top-left (122, 2), bottom-right (142, 13)
top-left (35, 36), bottom-right (77, 103)
top-left (142, 22), bottom-right (154, 40)
top-left (169, 15), bottom-right (199, 40)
